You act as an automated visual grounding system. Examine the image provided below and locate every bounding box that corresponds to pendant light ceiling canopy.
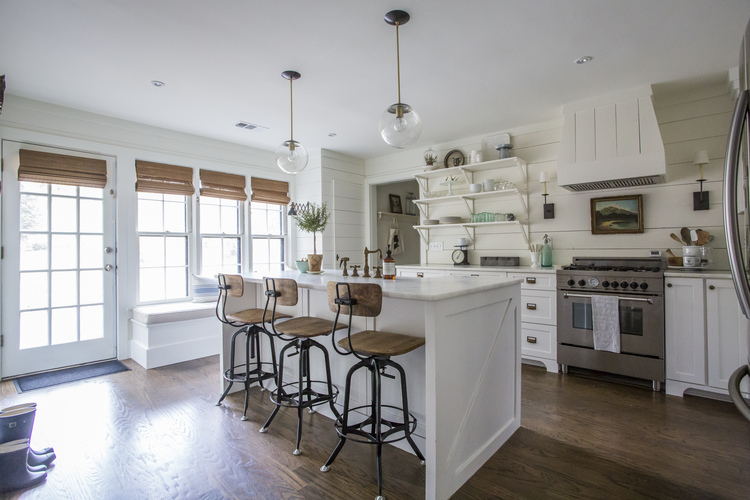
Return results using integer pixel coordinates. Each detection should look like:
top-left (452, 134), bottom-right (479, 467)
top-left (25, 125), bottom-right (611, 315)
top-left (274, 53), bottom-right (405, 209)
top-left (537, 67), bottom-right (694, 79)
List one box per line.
top-left (379, 10), bottom-right (421, 149)
top-left (276, 70), bottom-right (308, 174)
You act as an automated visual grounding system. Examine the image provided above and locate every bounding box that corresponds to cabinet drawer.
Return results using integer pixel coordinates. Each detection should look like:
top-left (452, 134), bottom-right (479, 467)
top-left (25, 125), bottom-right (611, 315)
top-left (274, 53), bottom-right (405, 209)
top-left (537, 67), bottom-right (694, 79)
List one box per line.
top-left (521, 290), bottom-right (556, 325)
top-left (521, 323), bottom-right (557, 360)
top-left (397, 269), bottom-right (445, 278)
top-left (447, 270), bottom-right (507, 278)
top-left (508, 273), bottom-right (556, 291)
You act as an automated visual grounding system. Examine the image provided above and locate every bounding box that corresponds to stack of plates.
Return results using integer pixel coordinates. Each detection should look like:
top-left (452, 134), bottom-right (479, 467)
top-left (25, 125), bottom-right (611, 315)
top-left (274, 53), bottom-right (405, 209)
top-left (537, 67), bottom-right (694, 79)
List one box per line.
top-left (439, 216), bottom-right (462, 224)
top-left (423, 219), bottom-right (439, 225)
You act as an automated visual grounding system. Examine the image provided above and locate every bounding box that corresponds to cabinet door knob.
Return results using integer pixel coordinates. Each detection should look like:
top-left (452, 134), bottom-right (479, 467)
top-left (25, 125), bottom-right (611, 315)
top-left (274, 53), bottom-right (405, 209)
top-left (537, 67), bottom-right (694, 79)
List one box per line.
top-left (526, 336), bottom-right (537, 344)
top-left (709, 285), bottom-right (716, 290)
top-left (526, 303), bottom-right (537, 310)
top-left (526, 277), bottom-right (536, 284)
top-left (667, 283), bottom-right (673, 287)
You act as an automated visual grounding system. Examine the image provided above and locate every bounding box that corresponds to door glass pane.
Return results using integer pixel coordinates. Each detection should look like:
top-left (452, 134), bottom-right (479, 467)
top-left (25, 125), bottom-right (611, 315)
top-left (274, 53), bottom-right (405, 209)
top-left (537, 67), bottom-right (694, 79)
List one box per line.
top-left (200, 203), bottom-right (221, 234)
top-left (51, 184), bottom-right (77, 196)
top-left (138, 199), bottom-right (164, 232)
top-left (20, 272), bottom-right (48, 310)
top-left (20, 234), bottom-right (48, 270)
top-left (80, 305), bottom-right (103, 341)
top-left (80, 270), bottom-right (103, 305)
top-left (79, 187), bottom-right (103, 199)
top-left (51, 271), bottom-right (77, 307)
top-left (20, 194), bottom-right (48, 231)
top-left (164, 201), bottom-right (186, 233)
top-left (80, 235), bottom-right (103, 269)
top-left (52, 308), bottom-right (78, 345)
top-left (80, 199), bottom-right (103, 233)
top-left (20, 310), bottom-right (49, 349)
top-left (51, 234), bottom-right (77, 269)
top-left (140, 268), bottom-right (165, 302)
top-left (140, 236), bottom-right (165, 268)
top-left (51, 197), bottom-right (77, 233)
top-left (572, 302), bottom-right (593, 330)
top-left (165, 267), bottom-right (188, 299)
top-left (165, 237), bottom-right (187, 266)
top-left (620, 306), bottom-right (644, 336)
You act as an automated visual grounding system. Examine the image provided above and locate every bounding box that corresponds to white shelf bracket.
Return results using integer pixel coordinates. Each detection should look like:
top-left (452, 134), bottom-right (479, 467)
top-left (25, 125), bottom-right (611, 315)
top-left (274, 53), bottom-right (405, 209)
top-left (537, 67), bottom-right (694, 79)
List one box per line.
top-left (460, 196), bottom-right (473, 214)
top-left (516, 192), bottom-right (528, 216)
top-left (458, 167), bottom-right (472, 185)
top-left (416, 177), bottom-right (428, 193)
top-left (417, 227), bottom-right (429, 244)
top-left (416, 202), bottom-right (429, 219)
top-left (518, 223), bottom-right (529, 247)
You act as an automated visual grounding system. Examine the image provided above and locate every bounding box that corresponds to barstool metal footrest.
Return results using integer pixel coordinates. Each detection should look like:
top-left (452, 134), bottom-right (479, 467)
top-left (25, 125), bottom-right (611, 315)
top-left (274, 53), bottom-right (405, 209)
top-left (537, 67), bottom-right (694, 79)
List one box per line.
top-left (222, 361), bottom-right (277, 384)
top-left (333, 404), bottom-right (417, 445)
top-left (269, 381), bottom-right (339, 409)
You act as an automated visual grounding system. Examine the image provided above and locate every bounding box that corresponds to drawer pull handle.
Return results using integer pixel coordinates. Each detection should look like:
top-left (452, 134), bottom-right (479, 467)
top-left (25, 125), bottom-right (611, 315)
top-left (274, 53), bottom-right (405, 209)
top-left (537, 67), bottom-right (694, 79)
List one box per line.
top-left (471, 274), bottom-right (479, 277)
top-left (526, 277), bottom-right (537, 284)
top-left (667, 283), bottom-right (673, 287)
top-left (417, 272), bottom-right (424, 278)
top-left (527, 336), bottom-right (537, 344)
top-left (526, 303), bottom-right (537, 310)
top-left (709, 285), bottom-right (716, 290)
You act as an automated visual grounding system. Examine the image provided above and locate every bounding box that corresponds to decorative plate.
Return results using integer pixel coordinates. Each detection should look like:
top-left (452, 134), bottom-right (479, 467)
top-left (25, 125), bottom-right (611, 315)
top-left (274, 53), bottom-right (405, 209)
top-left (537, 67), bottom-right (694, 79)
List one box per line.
top-left (443, 149), bottom-right (465, 169)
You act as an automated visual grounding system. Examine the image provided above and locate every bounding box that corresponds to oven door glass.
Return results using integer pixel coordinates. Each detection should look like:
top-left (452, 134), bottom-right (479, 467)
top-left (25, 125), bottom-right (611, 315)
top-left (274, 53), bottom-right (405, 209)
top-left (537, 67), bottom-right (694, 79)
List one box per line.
top-left (571, 302), bottom-right (643, 335)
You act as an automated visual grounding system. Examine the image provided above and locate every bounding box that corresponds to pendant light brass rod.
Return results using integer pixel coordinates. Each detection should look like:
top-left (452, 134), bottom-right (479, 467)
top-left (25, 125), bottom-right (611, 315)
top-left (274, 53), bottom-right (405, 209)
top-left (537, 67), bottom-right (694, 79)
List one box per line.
top-left (289, 77), bottom-right (294, 144)
top-left (396, 21), bottom-right (401, 104)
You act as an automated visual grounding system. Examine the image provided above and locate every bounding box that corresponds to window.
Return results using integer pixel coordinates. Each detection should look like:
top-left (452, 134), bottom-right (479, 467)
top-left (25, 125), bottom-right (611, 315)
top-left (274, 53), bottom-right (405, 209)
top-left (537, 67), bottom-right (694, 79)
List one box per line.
top-left (137, 193), bottom-right (189, 302)
top-left (251, 202), bottom-right (285, 273)
top-left (199, 197), bottom-right (243, 275)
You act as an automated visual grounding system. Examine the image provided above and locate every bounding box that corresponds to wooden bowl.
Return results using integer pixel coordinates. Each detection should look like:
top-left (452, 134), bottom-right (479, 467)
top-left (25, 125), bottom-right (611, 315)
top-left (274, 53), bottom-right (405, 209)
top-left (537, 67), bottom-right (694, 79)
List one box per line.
top-left (667, 256), bottom-right (683, 267)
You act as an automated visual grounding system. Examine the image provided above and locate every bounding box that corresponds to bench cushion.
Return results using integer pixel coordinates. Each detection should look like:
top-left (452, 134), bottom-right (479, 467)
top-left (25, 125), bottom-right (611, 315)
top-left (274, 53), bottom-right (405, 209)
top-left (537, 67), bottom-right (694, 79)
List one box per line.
top-left (132, 302), bottom-right (216, 325)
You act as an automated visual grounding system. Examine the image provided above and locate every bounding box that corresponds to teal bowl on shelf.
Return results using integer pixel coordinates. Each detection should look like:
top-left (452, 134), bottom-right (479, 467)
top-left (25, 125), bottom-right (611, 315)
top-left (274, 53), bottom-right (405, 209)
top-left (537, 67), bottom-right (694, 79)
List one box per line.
top-left (296, 260), bottom-right (309, 273)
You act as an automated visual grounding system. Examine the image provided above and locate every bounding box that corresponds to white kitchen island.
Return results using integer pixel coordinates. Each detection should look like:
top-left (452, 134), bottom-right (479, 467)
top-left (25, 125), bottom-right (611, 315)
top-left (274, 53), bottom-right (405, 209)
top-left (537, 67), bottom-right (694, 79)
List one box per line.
top-left (218, 270), bottom-right (521, 500)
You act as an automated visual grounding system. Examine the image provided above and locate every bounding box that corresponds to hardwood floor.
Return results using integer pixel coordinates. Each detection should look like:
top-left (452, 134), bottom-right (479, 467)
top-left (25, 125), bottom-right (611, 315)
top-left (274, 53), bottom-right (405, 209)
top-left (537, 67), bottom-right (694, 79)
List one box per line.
top-left (1, 358), bottom-right (748, 499)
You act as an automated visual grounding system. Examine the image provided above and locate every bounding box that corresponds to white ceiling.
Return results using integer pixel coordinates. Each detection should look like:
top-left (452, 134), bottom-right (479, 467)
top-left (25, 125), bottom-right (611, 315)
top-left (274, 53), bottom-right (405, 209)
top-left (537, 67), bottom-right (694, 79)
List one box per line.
top-left (1, 0), bottom-right (749, 159)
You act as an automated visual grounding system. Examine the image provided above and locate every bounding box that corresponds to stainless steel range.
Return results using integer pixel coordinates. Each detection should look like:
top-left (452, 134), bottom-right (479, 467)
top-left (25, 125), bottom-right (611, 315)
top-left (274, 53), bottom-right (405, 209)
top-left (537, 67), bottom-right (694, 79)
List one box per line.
top-left (557, 256), bottom-right (667, 391)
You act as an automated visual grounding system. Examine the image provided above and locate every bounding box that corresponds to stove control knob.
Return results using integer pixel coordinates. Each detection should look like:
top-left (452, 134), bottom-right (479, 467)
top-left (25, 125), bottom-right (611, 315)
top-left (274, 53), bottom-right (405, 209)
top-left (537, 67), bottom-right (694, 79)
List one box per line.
top-left (588, 278), bottom-right (600, 287)
top-left (640, 282), bottom-right (649, 290)
top-left (567, 279), bottom-right (575, 287)
top-left (620, 281), bottom-right (629, 289)
top-left (629, 282), bottom-right (638, 290)
top-left (578, 280), bottom-right (586, 287)
top-left (601, 280), bottom-right (610, 288)
top-left (611, 281), bottom-right (619, 288)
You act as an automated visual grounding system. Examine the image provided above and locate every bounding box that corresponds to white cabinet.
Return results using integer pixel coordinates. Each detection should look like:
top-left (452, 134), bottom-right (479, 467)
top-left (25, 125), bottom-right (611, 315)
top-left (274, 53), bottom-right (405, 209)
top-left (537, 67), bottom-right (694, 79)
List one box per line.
top-left (520, 289), bottom-right (556, 326)
top-left (706, 279), bottom-right (750, 393)
top-left (665, 277), bottom-right (705, 386)
top-left (515, 272), bottom-right (557, 372)
top-left (397, 269), bottom-right (445, 278)
top-left (665, 276), bottom-right (750, 397)
top-left (446, 270), bottom-right (507, 278)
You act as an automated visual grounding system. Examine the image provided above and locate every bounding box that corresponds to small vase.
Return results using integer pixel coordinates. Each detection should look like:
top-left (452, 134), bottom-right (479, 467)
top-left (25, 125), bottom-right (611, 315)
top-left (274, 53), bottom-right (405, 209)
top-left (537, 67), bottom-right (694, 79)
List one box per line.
top-left (530, 252), bottom-right (541, 268)
top-left (307, 254), bottom-right (323, 272)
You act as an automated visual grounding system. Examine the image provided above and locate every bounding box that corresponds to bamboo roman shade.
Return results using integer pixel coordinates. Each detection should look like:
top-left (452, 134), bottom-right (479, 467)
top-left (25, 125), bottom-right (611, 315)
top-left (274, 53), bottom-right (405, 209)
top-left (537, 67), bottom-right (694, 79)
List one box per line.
top-left (199, 169), bottom-right (247, 201)
top-left (250, 177), bottom-right (290, 205)
top-left (135, 160), bottom-right (195, 196)
top-left (18, 149), bottom-right (107, 188)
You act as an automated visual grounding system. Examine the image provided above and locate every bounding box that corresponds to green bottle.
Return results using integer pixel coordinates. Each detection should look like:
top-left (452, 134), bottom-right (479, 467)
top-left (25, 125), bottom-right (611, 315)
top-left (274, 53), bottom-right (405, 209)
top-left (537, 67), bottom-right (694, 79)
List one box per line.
top-left (541, 234), bottom-right (553, 267)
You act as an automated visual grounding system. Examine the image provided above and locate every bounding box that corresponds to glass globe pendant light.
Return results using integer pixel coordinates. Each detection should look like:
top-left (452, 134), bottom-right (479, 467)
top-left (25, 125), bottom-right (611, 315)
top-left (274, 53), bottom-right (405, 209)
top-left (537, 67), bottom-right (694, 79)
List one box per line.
top-left (276, 70), bottom-right (308, 173)
top-left (379, 10), bottom-right (421, 149)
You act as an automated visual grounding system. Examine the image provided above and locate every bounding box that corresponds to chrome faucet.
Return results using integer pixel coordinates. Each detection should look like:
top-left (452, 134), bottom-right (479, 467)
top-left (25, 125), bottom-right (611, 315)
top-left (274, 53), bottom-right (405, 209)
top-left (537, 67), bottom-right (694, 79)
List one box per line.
top-left (363, 247), bottom-right (382, 278)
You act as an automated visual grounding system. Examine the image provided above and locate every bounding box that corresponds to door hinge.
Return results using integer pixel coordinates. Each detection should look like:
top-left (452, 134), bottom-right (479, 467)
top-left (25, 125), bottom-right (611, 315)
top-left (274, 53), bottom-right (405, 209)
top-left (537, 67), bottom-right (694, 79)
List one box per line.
top-left (1, 246), bottom-right (3, 259)
top-left (1, 335), bottom-right (4, 347)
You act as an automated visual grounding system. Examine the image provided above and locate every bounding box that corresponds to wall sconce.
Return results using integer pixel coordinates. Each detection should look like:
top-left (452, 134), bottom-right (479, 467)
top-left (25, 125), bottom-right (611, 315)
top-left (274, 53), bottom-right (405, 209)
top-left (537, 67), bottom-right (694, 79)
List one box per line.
top-left (287, 201), bottom-right (311, 216)
top-left (693, 150), bottom-right (709, 211)
top-left (540, 171), bottom-right (554, 219)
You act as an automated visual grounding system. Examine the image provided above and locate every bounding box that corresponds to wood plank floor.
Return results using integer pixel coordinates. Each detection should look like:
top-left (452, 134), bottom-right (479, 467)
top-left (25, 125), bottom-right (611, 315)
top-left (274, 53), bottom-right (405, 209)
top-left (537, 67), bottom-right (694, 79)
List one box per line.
top-left (0, 358), bottom-right (748, 499)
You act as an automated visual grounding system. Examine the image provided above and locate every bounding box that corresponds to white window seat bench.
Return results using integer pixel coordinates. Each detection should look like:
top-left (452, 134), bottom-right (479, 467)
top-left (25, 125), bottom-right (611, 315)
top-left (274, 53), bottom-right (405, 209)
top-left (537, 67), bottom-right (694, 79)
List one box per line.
top-left (130, 301), bottom-right (219, 369)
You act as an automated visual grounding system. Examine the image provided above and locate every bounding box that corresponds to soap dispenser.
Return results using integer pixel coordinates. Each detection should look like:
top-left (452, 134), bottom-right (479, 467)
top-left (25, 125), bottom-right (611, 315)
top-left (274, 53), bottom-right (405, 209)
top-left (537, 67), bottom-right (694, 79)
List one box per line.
top-left (541, 234), bottom-right (553, 267)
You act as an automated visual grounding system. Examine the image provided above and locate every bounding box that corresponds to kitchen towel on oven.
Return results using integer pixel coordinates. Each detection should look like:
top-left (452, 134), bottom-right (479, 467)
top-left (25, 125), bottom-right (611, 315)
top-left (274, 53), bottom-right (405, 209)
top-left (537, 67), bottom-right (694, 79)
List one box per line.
top-left (591, 295), bottom-right (621, 353)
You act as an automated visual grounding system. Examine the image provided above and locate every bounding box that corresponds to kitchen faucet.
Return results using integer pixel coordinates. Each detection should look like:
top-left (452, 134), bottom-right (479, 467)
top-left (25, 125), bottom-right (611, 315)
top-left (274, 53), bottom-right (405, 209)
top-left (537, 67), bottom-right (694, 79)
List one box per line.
top-left (363, 247), bottom-right (382, 278)
top-left (337, 254), bottom-right (350, 276)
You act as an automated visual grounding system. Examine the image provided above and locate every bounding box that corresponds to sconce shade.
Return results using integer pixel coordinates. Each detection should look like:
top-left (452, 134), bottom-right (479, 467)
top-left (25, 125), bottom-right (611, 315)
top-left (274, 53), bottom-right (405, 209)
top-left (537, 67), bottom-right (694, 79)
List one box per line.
top-left (693, 150), bottom-right (709, 166)
top-left (539, 171), bottom-right (550, 183)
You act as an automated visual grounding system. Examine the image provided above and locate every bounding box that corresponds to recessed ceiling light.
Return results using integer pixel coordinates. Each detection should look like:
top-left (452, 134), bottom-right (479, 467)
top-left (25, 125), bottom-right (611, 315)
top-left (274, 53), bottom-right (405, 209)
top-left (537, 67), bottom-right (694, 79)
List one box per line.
top-left (151, 80), bottom-right (165, 87)
top-left (574, 56), bottom-right (593, 65)
top-left (328, 133), bottom-right (337, 137)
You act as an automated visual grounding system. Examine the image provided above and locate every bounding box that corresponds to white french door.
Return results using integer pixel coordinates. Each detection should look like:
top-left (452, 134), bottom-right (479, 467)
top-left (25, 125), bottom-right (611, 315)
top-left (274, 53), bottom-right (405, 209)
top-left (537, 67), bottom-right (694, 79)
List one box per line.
top-left (1, 141), bottom-right (116, 378)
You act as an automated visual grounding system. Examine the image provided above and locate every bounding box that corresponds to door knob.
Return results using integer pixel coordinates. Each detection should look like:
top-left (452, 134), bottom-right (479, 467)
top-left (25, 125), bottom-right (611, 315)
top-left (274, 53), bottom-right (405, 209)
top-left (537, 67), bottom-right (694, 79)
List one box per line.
top-left (105, 264), bottom-right (113, 272)
top-left (104, 247), bottom-right (113, 254)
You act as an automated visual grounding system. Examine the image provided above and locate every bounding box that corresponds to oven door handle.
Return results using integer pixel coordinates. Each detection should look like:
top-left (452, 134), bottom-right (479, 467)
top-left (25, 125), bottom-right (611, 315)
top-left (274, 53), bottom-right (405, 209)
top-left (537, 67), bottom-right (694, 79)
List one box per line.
top-left (563, 292), bottom-right (654, 304)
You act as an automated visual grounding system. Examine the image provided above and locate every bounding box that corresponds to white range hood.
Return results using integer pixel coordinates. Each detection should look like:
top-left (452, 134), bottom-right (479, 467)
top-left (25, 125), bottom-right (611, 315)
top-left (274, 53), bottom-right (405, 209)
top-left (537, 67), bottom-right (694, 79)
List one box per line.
top-left (557, 86), bottom-right (666, 192)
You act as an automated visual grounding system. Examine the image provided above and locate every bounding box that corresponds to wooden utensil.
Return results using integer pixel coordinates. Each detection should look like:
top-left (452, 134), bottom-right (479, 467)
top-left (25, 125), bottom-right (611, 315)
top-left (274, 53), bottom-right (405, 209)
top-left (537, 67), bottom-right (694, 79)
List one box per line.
top-left (680, 227), bottom-right (692, 246)
top-left (696, 230), bottom-right (709, 246)
top-left (666, 248), bottom-right (676, 257)
top-left (670, 233), bottom-right (684, 245)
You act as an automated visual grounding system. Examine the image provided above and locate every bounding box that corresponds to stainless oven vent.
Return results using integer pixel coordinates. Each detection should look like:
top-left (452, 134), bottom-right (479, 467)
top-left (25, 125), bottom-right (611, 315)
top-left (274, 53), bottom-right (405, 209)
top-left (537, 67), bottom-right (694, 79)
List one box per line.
top-left (566, 175), bottom-right (659, 192)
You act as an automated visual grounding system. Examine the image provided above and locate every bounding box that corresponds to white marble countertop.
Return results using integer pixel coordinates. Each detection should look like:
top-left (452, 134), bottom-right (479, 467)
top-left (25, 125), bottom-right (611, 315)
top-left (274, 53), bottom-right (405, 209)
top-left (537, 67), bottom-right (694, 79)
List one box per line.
top-left (664, 268), bottom-right (732, 279)
top-left (241, 269), bottom-right (522, 301)
top-left (396, 263), bottom-right (560, 274)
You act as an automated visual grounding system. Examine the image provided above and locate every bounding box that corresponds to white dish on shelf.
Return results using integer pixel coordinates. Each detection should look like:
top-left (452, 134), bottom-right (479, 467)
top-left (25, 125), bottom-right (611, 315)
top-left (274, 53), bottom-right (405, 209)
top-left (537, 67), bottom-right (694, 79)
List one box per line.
top-left (439, 217), bottom-right (462, 224)
top-left (423, 219), bottom-right (439, 225)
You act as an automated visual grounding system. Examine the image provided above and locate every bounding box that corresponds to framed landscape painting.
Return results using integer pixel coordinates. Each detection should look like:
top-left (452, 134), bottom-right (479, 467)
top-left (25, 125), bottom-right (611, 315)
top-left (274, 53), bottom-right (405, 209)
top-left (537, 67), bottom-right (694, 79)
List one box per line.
top-left (590, 194), bottom-right (643, 234)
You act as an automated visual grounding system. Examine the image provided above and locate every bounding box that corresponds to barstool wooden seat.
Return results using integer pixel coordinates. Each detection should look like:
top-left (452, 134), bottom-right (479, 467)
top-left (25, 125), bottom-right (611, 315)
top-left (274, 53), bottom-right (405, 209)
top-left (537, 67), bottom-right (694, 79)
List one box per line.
top-left (260, 278), bottom-right (347, 456)
top-left (215, 274), bottom-right (290, 421)
top-left (321, 282), bottom-right (425, 500)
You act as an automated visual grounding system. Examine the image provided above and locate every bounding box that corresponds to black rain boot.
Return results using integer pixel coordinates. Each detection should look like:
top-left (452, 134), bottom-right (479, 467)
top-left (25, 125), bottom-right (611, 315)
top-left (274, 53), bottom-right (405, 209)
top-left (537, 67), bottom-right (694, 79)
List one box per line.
top-left (0, 408), bottom-right (47, 493)
top-left (1, 403), bottom-right (55, 465)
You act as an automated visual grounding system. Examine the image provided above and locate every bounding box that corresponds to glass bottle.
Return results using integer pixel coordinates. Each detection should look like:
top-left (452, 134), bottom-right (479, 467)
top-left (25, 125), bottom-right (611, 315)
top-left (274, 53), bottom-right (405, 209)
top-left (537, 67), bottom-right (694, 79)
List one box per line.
top-left (405, 191), bottom-right (417, 216)
top-left (541, 234), bottom-right (553, 267)
top-left (383, 244), bottom-right (396, 280)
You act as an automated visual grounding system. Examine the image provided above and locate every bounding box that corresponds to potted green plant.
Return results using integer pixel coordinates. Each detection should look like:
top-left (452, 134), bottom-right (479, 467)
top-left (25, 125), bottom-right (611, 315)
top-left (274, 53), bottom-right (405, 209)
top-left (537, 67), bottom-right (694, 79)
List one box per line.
top-left (424, 147), bottom-right (439, 170)
top-left (292, 202), bottom-right (330, 272)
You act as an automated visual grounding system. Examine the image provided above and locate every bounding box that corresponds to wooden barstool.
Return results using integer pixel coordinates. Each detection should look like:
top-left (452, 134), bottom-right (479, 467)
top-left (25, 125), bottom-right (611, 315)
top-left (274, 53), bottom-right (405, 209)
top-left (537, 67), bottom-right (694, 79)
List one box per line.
top-left (215, 274), bottom-right (290, 421)
top-left (260, 277), bottom-right (347, 456)
top-left (320, 282), bottom-right (425, 500)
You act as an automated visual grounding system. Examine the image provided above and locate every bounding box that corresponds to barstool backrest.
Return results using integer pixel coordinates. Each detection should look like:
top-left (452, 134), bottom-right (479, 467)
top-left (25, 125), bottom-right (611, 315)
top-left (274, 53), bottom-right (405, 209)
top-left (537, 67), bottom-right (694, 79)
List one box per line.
top-left (326, 282), bottom-right (382, 317)
top-left (216, 274), bottom-right (244, 325)
top-left (264, 278), bottom-right (298, 307)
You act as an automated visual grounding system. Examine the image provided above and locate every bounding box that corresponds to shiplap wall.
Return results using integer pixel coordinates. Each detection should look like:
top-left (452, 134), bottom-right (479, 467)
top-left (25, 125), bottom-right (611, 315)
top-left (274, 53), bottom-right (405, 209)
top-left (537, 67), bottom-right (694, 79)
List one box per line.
top-left (364, 82), bottom-right (734, 268)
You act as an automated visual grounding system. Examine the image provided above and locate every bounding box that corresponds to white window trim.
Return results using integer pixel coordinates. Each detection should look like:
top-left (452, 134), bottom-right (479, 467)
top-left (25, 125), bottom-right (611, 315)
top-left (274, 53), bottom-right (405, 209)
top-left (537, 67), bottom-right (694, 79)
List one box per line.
top-left (249, 202), bottom-right (288, 274)
top-left (196, 195), bottom-right (247, 276)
